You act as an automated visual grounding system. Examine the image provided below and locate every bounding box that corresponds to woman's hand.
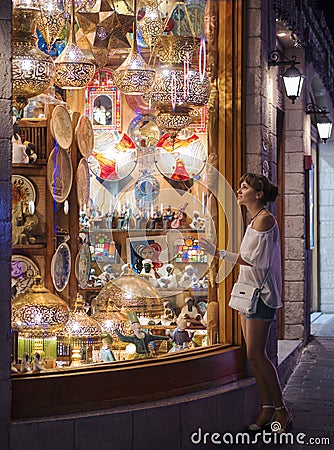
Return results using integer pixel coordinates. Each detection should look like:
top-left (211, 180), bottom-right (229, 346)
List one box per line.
top-left (199, 238), bottom-right (218, 257)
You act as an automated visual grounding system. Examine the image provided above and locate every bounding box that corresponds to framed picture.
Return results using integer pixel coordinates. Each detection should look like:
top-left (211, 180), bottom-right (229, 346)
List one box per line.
top-left (85, 69), bottom-right (121, 131)
top-left (126, 235), bottom-right (169, 274)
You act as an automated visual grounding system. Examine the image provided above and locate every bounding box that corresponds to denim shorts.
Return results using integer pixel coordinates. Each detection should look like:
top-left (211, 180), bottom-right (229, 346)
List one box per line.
top-left (244, 297), bottom-right (277, 322)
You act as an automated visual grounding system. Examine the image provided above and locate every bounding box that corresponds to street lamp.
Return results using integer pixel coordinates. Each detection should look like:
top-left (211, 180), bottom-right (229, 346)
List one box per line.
top-left (306, 103), bottom-right (333, 143)
top-left (268, 50), bottom-right (305, 104)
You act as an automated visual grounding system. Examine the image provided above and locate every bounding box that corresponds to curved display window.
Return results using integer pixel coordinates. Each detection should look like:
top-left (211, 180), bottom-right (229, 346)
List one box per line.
top-left (11, 0), bottom-right (246, 419)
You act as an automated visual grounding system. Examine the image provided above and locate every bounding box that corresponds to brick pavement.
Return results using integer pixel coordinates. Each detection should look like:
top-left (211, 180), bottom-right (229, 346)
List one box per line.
top-left (254, 337), bottom-right (334, 449)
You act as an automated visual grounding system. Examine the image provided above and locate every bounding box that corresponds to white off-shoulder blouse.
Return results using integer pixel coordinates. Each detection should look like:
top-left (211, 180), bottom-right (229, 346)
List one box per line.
top-left (237, 220), bottom-right (282, 309)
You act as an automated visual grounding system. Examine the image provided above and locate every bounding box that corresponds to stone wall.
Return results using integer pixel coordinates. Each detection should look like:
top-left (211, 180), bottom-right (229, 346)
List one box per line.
top-left (319, 139), bottom-right (334, 313)
top-left (0, 1), bottom-right (12, 449)
top-left (283, 48), bottom-right (308, 340)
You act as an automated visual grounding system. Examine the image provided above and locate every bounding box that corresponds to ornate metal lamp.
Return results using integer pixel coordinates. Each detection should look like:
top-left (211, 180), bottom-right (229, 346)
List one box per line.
top-left (54, 0), bottom-right (95, 89)
top-left (137, 0), bottom-right (164, 48)
top-left (147, 1), bottom-right (210, 140)
top-left (62, 293), bottom-right (102, 338)
top-left (113, 0), bottom-right (155, 94)
top-left (268, 49), bottom-right (305, 104)
top-left (306, 103), bottom-right (333, 143)
top-left (12, 0), bottom-right (55, 111)
top-left (11, 275), bottom-right (70, 336)
top-left (95, 267), bottom-right (164, 325)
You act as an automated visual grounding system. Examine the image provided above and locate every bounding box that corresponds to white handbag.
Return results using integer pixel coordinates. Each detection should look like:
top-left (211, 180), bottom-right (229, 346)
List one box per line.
top-left (228, 267), bottom-right (271, 314)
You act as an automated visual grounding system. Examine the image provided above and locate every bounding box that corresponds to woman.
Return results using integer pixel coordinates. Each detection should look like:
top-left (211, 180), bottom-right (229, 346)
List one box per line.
top-left (200, 173), bottom-right (292, 432)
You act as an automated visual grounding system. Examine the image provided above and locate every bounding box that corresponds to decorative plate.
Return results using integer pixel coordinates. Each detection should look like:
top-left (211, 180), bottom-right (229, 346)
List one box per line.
top-left (77, 243), bottom-right (91, 289)
top-left (11, 255), bottom-right (39, 298)
top-left (127, 114), bottom-right (162, 152)
top-left (51, 242), bottom-right (71, 292)
top-left (12, 175), bottom-right (36, 206)
top-left (76, 158), bottom-right (90, 211)
top-left (51, 105), bottom-right (73, 149)
top-left (47, 146), bottom-right (73, 203)
top-left (155, 133), bottom-right (207, 181)
top-left (88, 130), bottom-right (137, 181)
top-left (75, 114), bottom-right (94, 158)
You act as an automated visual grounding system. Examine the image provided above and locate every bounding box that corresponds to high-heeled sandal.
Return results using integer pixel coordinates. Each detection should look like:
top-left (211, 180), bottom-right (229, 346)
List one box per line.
top-left (246, 405), bottom-right (275, 431)
top-left (272, 405), bottom-right (293, 433)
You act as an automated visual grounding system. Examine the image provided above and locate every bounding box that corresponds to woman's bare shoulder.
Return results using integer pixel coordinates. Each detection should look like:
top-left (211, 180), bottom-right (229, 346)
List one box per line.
top-left (253, 211), bottom-right (275, 232)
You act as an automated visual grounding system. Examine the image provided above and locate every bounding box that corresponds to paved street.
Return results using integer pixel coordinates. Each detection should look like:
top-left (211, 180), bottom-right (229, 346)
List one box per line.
top-left (254, 337), bottom-right (334, 449)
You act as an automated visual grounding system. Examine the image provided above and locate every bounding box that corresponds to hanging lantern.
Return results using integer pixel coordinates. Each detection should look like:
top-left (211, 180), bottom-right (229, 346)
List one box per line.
top-left (149, 0), bottom-right (210, 139)
top-left (112, 0), bottom-right (155, 94)
top-left (11, 275), bottom-right (70, 336)
top-left (137, 0), bottom-right (164, 47)
top-left (54, 0), bottom-right (95, 89)
top-left (12, 1), bottom-right (55, 111)
top-left (156, 106), bottom-right (192, 142)
top-left (36, 0), bottom-right (65, 50)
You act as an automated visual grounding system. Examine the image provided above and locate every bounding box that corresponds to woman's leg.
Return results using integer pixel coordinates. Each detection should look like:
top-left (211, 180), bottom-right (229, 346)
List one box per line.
top-left (241, 315), bottom-right (287, 426)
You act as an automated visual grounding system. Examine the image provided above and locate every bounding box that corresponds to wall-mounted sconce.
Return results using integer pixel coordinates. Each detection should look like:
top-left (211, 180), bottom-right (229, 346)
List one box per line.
top-left (268, 50), bottom-right (305, 104)
top-left (306, 103), bottom-right (333, 143)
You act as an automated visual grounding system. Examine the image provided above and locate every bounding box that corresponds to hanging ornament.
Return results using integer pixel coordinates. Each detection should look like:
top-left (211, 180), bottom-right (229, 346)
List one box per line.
top-left (134, 168), bottom-right (160, 207)
top-left (54, 0), bottom-right (95, 89)
top-left (76, 0), bottom-right (134, 70)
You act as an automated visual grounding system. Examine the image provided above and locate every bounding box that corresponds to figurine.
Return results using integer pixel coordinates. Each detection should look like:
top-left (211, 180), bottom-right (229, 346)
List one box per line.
top-left (171, 202), bottom-right (189, 229)
top-left (190, 211), bottom-right (206, 230)
top-left (89, 268), bottom-right (102, 287)
top-left (32, 352), bottom-right (44, 372)
top-left (139, 258), bottom-right (158, 287)
top-left (163, 205), bottom-right (174, 229)
top-left (149, 205), bottom-right (163, 229)
top-left (23, 141), bottom-right (37, 164)
top-left (12, 117), bottom-right (29, 164)
top-left (179, 297), bottom-right (201, 322)
top-left (160, 300), bottom-right (177, 326)
top-left (168, 318), bottom-right (193, 352)
top-left (90, 205), bottom-right (103, 229)
top-left (117, 205), bottom-right (126, 229)
top-left (158, 263), bottom-right (178, 288)
top-left (79, 210), bottom-right (90, 230)
top-left (98, 264), bottom-right (116, 286)
top-left (179, 264), bottom-right (201, 288)
top-left (99, 333), bottom-right (116, 363)
top-left (20, 352), bottom-right (31, 373)
top-left (115, 312), bottom-right (169, 359)
top-left (11, 354), bottom-right (18, 373)
top-left (12, 197), bottom-right (39, 245)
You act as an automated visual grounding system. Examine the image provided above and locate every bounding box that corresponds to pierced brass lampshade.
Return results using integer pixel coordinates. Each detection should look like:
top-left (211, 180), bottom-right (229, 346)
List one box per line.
top-left (54, 0), bottom-right (95, 89)
top-left (156, 106), bottom-right (192, 142)
top-left (137, 0), bottom-right (163, 47)
top-left (92, 300), bottom-right (127, 333)
top-left (11, 275), bottom-right (70, 336)
top-left (62, 293), bottom-right (102, 337)
top-left (113, 0), bottom-right (155, 95)
top-left (12, 2), bottom-right (55, 111)
top-left (95, 267), bottom-right (164, 324)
